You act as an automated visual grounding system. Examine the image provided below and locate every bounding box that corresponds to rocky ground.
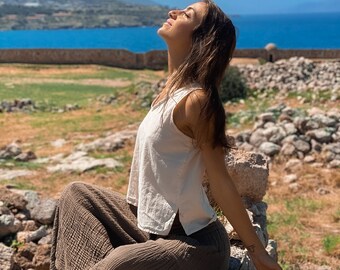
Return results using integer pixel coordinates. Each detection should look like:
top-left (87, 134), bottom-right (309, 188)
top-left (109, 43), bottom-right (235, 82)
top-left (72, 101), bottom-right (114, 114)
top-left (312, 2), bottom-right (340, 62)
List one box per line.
top-left (0, 146), bottom-right (276, 270)
top-left (0, 59), bottom-right (339, 269)
top-left (238, 57), bottom-right (339, 100)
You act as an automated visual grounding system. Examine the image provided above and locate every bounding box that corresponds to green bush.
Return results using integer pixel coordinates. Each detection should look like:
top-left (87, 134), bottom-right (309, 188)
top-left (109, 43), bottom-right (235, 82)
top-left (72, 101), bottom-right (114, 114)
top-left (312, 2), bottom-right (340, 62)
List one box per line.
top-left (220, 66), bottom-right (248, 102)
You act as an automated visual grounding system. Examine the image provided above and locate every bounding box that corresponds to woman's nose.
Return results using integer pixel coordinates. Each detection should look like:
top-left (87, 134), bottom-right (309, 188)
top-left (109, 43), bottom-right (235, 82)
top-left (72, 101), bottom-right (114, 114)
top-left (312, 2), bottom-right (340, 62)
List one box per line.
top-left (168, 9), bottom-right (179, 19)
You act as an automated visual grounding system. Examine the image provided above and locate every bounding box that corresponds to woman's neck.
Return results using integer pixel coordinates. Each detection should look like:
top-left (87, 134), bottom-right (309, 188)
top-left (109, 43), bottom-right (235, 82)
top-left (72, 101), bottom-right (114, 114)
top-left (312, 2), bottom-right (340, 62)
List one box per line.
top-left (167, 45), bottom-right (191, 75)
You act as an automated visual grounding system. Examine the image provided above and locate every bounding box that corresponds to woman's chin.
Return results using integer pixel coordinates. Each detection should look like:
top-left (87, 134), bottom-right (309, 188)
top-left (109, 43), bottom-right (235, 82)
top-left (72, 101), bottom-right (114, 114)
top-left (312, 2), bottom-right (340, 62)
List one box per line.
top-left (157, 27), bottom-right (168, 39)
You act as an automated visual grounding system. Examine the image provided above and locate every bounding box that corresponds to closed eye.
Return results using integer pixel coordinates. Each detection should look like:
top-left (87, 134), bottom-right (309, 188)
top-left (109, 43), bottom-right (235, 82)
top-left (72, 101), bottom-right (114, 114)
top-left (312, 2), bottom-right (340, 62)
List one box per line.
top-left (184, 11), bottom-right (190, 18)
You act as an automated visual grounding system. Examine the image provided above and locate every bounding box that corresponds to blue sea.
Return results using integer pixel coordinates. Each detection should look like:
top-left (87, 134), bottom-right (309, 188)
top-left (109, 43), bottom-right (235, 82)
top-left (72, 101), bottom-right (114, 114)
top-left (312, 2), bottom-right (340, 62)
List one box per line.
top-left (0, 12), bottom-right (339, 52)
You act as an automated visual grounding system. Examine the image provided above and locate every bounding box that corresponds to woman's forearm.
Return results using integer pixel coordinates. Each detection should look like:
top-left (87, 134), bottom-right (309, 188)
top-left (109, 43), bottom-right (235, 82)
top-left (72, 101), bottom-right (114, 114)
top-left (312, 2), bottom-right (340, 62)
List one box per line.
top-left (202, 146), bottom-right (267, 255)
top-left (210, 174), bottom-right (267, 255)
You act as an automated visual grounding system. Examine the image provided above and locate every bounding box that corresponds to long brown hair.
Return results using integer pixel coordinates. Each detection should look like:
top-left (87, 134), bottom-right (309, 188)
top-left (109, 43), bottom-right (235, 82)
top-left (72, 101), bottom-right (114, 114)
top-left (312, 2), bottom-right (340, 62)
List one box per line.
top-left (166, 0), bottom-right (236, 149)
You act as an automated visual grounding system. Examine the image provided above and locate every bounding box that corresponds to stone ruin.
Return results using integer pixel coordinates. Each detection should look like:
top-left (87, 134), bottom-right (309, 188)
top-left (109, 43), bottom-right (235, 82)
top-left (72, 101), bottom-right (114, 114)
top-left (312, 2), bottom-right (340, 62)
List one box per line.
top-left (238, 57), bottom-right (339, 101)
top-left (235, 104), bottom-right (340, 169)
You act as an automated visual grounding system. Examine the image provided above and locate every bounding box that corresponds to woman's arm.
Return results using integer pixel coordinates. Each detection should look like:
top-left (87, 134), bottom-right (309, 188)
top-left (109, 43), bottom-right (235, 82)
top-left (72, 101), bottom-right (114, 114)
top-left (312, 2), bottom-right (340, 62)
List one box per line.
top-left (175, 90), bottom-right (281, 270)
top-left (201, 145), bottom-right (281, 270)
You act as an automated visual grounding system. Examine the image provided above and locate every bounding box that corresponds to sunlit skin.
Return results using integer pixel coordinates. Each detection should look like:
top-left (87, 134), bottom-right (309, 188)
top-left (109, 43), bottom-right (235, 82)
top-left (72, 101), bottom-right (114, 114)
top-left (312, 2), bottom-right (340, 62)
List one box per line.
top-left (157, 2), bottom-right (282, 270)
top-left (157, 2), bottom-right (207, 75)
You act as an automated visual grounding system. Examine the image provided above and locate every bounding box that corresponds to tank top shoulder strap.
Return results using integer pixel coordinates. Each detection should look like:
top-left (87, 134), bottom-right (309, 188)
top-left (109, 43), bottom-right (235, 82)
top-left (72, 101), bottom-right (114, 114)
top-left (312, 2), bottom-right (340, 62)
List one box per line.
top-left (171, 82), bottom-right (202, 103)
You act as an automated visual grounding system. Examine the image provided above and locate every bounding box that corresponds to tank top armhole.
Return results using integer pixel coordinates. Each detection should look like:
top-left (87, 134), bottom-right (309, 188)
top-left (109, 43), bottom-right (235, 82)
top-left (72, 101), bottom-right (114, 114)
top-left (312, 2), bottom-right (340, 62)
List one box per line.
top-left (170, 88), bottom-right (201, 142)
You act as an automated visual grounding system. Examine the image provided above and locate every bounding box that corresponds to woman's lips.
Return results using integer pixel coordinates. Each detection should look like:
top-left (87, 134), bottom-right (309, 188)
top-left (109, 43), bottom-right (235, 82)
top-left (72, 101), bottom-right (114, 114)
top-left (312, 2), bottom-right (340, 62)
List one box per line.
top-left (166, 19), bottom-right (173, 26)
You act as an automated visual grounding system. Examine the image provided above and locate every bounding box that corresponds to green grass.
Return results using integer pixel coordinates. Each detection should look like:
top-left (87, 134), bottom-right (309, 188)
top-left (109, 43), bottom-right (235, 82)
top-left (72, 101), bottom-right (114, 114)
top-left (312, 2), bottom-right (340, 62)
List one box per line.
top-left (267, 212), bottom-right (300, 234)
top-left (287, 89), bottom-right (332, 103)
top-left (323, 234), bottom-right (340, 254)
top-left (333, 208), bottom-right (340, 222)
top-left (0, 160), bottom-right (44, 170)
top-left (0, 179), bottom-right (37, 190)
top-left (267, 198), bottom-right (324, 234)
top-left (0, 82), bottom-right (120, 108)
top-left (285, 198), bottom-right (323, 213)
top-left (115, 176), bottom-right (128, 189)
top-left (29, 110), bottom-right (133, 136)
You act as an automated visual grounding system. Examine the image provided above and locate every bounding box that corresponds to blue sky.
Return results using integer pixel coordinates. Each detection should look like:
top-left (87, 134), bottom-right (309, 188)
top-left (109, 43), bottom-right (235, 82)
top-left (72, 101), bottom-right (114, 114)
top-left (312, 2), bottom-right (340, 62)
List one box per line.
top-left (153, 0), bottom-right (340, 14)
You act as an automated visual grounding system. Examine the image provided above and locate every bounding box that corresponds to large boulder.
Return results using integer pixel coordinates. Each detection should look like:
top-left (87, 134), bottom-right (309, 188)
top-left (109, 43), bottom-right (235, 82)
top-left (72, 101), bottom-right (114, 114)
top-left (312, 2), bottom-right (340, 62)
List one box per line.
top-left (203, 149), bottom-right (269, 204)
top-left (225, 149), bottom-right (269, 202)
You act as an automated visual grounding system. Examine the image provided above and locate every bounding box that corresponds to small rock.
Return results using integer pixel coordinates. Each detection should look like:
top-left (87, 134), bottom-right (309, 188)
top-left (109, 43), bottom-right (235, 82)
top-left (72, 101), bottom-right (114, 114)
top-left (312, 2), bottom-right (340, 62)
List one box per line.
top-left (31, 199), bottom-right (57, 225)
top-left (0, 169), bottom-right (35, 181)
top-left (258, 112), bottom-right (276, 123)
top-left (328, 160), bottom-right (340, 168)
top-left (283, 174), bottom-right (297, 184)
top-left (266, 239), bottom-right (278, 262)
top-left (38, 234), bottom-right (52, 245)
top-left (293, 139), bottom-right (310, 154)
top-left (283, 123), bottom-right (297, 135)
top-left (310, 162), bottom-right (324, 168)
top-left (15, 213), bottom-right (27, 221)
top-left (311, 139), bottom-right (322, 152)
top-left (0, 215), bottom-right (22, 238)
top-left (280, 143), bottom-right (297, 156)
top-left (316, 187), bottom-right (331, 195)
top-left (306, 128), bottom-right (333, 144)
top-left (259, 142), bottom-right (281, 157)
top-left (304, 155), bottom-right (316, 163)
top-left (0, 242), bottom-right (15, 270)
top-left (14, 151), bottom-right (37, 162)
top-left (289, 183), bottom-right (300, 192)
top-left (249, 129), bottom-right (267, 147)
top-left (284, 159), bottom-right (303, 173)
top-left (23, 220), bottom-right (37, 231)
top-left (238, 142), bottom-right (254, 152)
top-left (0, 188), bottom-right (27, 210)
top-left (51, 139), bottom-right (66, 148)
top-left (24, 191), bottom-right (40, 212)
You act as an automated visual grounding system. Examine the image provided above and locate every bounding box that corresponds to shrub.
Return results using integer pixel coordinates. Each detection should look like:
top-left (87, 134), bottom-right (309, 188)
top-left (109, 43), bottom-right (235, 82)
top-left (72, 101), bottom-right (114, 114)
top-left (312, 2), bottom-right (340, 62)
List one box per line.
top-left (220, 66), bottom-right (248, 102)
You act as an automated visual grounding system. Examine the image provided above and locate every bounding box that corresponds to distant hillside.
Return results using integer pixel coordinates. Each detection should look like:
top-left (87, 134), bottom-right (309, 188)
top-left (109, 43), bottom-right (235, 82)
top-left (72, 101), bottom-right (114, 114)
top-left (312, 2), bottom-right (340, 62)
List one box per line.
top-left (122, 0), bottom-right (158, 6)
top-left (0, 0), bottom-right (169, 30)
top-left (1, 0), bottom-right (161, 8)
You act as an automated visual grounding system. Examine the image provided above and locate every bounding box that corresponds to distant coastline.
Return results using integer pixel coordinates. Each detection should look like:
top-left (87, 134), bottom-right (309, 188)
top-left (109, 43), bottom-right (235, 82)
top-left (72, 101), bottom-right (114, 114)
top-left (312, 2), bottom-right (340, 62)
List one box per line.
top-left (0, 3), bottom-right (168, 31)
top-left (1, 11), bottom-right (339, 53)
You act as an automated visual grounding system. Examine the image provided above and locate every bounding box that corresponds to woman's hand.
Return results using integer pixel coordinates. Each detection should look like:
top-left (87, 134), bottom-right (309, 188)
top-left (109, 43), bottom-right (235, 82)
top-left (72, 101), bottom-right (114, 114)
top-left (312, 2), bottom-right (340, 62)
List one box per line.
top-left (249, 249), bottom-right (282, 270)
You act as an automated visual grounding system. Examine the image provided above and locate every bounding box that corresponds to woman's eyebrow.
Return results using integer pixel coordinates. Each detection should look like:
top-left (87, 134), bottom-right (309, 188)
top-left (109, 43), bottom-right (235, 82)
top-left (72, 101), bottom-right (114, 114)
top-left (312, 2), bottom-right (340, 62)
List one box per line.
top-left (185, 7), bottom-right (196, 16)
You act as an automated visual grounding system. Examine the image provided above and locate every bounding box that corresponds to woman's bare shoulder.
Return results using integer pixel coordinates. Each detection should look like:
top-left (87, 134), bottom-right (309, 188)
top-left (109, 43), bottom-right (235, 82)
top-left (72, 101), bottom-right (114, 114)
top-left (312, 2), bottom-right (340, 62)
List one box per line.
top-left (186, 88), bottom-right (208, 113)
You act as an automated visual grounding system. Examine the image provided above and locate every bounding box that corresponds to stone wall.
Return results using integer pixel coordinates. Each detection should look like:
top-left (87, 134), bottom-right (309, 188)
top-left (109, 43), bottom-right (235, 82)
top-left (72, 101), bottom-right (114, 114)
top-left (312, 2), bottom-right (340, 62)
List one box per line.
top-left (233, 49), bottom-right (340, 62)
top-left (0, 49), bottom-right (168, 70)
top-left (0, 48), bottom-right (339, 69)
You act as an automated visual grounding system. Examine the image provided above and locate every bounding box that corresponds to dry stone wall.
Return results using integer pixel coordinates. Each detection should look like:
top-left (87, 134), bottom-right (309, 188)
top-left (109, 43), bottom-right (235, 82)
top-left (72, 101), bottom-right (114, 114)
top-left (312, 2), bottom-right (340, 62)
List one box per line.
top-left (238, 57), bottom-right (340, 96)
top-left (0, 49), bottom-right (339, 69)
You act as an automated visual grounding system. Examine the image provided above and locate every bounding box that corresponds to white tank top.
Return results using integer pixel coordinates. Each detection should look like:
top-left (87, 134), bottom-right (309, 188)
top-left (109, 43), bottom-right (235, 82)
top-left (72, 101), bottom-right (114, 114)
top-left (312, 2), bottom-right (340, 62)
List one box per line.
top-left (126, 83), bottom-right (217, 236)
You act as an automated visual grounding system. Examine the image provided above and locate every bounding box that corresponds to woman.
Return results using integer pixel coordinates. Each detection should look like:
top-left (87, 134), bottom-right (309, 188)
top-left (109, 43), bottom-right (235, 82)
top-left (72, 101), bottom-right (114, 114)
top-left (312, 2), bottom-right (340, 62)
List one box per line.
top-left (50, 1), bottom-right (281, 269)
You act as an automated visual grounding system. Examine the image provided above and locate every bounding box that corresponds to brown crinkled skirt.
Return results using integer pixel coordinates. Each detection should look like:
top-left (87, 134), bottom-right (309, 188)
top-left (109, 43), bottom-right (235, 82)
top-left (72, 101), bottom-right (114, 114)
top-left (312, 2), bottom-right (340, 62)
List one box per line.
top-left (50, 181), bottom-right (230, 270)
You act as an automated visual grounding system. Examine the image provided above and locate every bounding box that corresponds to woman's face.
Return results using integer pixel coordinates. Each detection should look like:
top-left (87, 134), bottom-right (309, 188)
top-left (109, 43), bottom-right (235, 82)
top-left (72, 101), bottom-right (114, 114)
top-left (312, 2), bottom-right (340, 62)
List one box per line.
top-left (157, 2), bottom-right (207, 47)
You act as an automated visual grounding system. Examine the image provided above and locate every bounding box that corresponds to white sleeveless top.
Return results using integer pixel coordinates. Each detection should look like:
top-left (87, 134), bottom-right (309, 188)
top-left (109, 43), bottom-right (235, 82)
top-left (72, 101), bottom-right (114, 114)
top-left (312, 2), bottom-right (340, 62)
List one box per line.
top-left (126, 83), bottom-right (217, 236)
